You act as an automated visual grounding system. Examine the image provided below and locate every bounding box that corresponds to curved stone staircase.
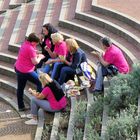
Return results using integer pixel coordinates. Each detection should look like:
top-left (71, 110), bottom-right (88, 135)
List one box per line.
top-left (0, 0), bottom-right (140, 139)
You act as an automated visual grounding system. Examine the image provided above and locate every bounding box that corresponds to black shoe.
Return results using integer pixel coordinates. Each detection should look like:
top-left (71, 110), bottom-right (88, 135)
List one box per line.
top-left (19, 107), bottom-right (30, 112)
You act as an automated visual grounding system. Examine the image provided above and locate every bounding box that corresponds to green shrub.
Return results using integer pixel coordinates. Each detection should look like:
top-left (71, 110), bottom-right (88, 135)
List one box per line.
top-left (104, 73), bottom-right (137, 116)
top-left (73, 128), bottom-right (83, 140)
top-left (74, 100), bottom-right (87, 128)
top-left (105, 105), bottom-right (140, 140)
top-left (88, 95), bottom-right (104, 118)
top-left (129, 64), bottom-right (140, 96)
top-left (85, 124), bottom-right (100, 140)
top-left (73, 100), bottom-right (87, 139)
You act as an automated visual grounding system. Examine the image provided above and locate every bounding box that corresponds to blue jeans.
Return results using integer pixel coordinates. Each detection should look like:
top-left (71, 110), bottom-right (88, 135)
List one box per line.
top-left (42, 58), bottom-right (63, 80)
top-left (94, 63), bottom-right (116, 90)
top-left (58, 66), bottom-right (76, 85)
top-left (94, 64), bottom-right (104, 91)
top-left (15, 68), bottom-right (42, 109)
top-left (31, 97), bottom-right (58, 116)
top-left (51, 62), bottom-right (64, 80)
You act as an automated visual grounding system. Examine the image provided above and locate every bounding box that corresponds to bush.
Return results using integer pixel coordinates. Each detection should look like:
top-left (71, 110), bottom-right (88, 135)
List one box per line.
top-left (104, 73), bottom-right (137, 116)
top-left (74, 100), bottom-right (87, 128)
top-left (105, 105), bottom-right (140, 140)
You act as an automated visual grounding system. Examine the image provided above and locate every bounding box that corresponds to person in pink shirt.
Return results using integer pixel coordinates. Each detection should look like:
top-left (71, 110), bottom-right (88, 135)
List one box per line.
top-left (92, 37), bottom-right (129, 93)
top-left (36, 23), bottom-right (58, 68)
top-left (25, 73), bottom-right (67, 125)
top-left (41, 32), bottom-right (68, 80)
top-left (15, 33), bottom-right (45, 111)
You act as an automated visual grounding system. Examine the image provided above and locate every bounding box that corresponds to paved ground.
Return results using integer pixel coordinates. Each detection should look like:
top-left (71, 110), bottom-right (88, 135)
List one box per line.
top-left (98, 0), bottom-right (140, 22)
top-left (0, 100), bottom-right (36, 140)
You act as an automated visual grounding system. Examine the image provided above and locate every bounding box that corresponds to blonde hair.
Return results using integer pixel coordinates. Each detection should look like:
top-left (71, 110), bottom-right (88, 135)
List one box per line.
top-left (39, 73), bottom-right (52, 86)
top-left (65, 38), bottom-right (79, 53)
top-left (51, 32), bottom-right (64, 44)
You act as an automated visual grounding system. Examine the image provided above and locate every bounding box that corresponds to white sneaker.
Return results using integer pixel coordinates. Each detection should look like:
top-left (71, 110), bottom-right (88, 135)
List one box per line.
top-left (26, 114), bottom-right (33, 119)
top-left (25, 119), bottom-right (38, 125)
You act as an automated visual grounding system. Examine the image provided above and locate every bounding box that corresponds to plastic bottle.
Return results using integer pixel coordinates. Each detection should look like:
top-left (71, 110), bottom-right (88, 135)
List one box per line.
top-left (74, 75), bottom-right (79, 86)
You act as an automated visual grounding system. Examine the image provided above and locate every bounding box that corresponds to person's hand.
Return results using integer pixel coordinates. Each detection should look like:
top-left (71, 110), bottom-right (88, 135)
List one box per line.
top-left (38, 54), bottom-right (45, 59)
top-left (45, 45), bottom-right (50, 51)
top-left (28, 88), bottom-right (39, 96)
top-left (45, 59), bottom-right (53, 65)
top-left (38, 33), bottom-right (44, 43)
top-left (59, 56), bottom-right (65, 62)
top-left (36, 50), bottom-right (42, 54)
top-left (92, 51), bottom-right (102, 59)
top-left (28, 88), bottom-right (36, 94)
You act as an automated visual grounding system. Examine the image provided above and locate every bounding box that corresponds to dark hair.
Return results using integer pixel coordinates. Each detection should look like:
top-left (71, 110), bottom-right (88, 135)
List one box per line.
top-left (42, 23), bottom-right (58, 38)
top-left (27, 33), bottom-right (40, 43)
top-left (100, 37), bottom-right (112, 47)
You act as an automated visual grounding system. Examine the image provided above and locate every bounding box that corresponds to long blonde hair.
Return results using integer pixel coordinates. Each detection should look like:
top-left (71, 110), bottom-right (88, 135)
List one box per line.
top-left (65, 38), bottom-right (79, 54)
top-left (39, 73), bottom-right (52, 87)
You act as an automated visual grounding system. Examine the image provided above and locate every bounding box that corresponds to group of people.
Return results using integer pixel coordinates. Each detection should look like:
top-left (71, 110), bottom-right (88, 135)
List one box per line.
top-left (14, 23), bottom-right (129, 125)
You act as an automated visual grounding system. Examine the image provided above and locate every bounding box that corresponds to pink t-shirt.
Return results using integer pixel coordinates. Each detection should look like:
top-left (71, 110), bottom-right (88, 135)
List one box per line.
top-left (54, 41), bottom-right (68, 57)
top-left (45, 38), bottom-right (51, 49)
top-left (103, 44), bottom-right (129, 73)
top-left (15, 41), bottom-right (37, 73)
top-left (42, 87), bottom-right (67, 110)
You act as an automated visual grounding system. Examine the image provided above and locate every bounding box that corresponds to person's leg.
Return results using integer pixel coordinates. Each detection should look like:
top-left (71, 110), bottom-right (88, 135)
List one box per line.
top-left (31, 97), bottom-right (58, 116)
top-left (94, 64), bottom-right (104, 91)
top-left (42, 58), bottom-right (53, 73)
top-left (25, 96), bottom-right (58, 125)
top-left (16, 70), bottom-right (27, 110)
top-left (27, 71), bottom-right (42, 92)
top-left (51, 62), bottom-right (64, 80)
top-left (58, 66), bottom-right (75, 85)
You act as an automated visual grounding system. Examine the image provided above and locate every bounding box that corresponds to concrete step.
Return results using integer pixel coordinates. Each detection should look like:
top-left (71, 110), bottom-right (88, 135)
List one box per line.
top-left (75, 11), bottom-right (140, 50)
top-left (86, 10), bottom-right (140, 39)
top-left (43, 0), bottom-right (63, 26)
top-left (0, 0), bottom-right (11, 11)
top-left (0, 87), bottom-right (30, 114)
top-left (0, 9), bottom-right (19, 50)
top-left (0, 61), bottom-right (15, 79)
top-left (9, 3), bottom-right (34, 45)
top-left (25, 0), bottom-right (49, 37)
top-left (91, 4), bottom-right (140, 32)
top-left (0, 15), bottom-right (5, 29)
top-left (0, 51), bottom-right (17, 64)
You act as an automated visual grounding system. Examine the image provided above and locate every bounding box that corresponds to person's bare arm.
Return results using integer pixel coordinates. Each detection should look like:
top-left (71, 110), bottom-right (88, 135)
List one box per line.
top-left (28, 88), bottom-right (45, 99)
top-left (31, 54), bottom-right (45, 65)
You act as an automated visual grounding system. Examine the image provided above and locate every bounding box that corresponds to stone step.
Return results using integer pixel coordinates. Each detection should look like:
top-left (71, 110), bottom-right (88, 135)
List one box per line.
top-left (0, 73), bottom-right (32, 99)
top-left (0, 51), bottom-right (17, 64)
top-left (0, 0), bottom-right (11, 11)
top-left (66, 97), bottom-right (76, 140)
top-left (9, 3), bottom-right (34, 45)
top-left (0, 88), bottom-right (30, 118)
top-left (0, 9), bottom-right (19, 50)
top-left (91, 4), bottom-right (140, 32)
top-left (25, 0), bottom-right (49, 37)
top-left (86, 10), bottom-right (140, 39)
top-left (75, 11), bottom-right (140, 50)
top-left (43, 0), bottom-right (63, 26)
top-left (0, 15), bottom-right (5, 30)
